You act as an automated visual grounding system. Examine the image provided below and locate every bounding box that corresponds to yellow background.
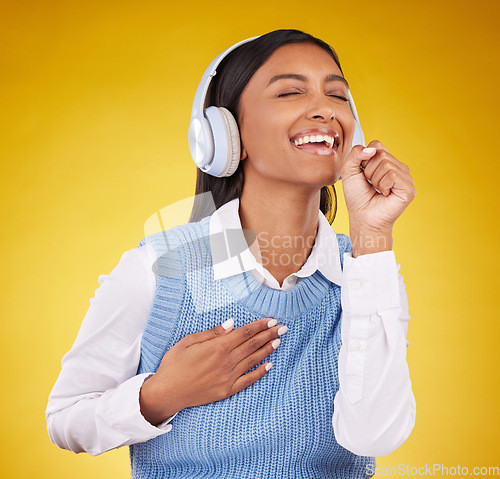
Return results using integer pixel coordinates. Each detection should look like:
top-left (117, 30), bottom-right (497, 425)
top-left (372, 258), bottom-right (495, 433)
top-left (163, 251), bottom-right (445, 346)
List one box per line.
top-left (1, 0), bottom-right (499, 477)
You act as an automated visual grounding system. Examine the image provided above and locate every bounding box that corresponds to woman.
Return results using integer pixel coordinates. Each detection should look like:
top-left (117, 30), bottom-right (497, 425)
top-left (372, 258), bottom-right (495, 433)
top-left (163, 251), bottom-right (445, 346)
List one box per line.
top-left (47, 29), bottom-right (416, 478)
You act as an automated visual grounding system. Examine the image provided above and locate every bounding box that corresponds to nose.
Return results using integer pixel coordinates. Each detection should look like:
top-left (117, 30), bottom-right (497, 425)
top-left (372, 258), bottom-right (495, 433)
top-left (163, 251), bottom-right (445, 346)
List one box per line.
top-left (306, 95), bottom-right (336, 122)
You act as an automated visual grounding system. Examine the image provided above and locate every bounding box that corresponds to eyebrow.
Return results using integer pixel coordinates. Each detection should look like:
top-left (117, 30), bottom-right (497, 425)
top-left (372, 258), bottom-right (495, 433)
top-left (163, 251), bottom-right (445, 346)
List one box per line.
top-left (267, 73), bottom-right (349, 90)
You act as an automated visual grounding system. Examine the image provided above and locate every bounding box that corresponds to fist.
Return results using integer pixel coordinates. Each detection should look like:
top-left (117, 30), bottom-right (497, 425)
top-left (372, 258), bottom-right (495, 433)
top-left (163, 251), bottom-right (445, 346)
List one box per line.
top-left (340, 140), bottom-right (416, 232)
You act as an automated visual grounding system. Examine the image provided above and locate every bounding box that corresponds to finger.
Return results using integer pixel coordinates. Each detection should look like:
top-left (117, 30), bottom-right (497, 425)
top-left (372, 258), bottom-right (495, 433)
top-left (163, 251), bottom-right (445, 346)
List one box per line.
top-left (340, 145), bottom-right (377, 181)
top-left (183, 318), bottom-right (235, 346)
top-left (363, 157), bottom-right (409, 190)
top-left (377, 169), bottom-right (416, 201)
top-left (229, 324), bottom-right (287, 365)
top-left (222, 317), bottom-right (279, 351)
top-left (372, 168), bottom-right (399, 197)
top-left (231, 362), bottom-right (272, 395)
top-left (360, 149), bottom-right (409, 174)
top-left (366, 139), bottom-right (389, 153)
top-left (232, 337), bottom-right (280, 377)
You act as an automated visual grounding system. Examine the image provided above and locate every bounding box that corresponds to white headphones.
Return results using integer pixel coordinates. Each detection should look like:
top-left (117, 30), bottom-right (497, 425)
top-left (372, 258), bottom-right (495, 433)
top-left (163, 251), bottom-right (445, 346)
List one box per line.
top-left (188, 36), bottom-right (365, 178)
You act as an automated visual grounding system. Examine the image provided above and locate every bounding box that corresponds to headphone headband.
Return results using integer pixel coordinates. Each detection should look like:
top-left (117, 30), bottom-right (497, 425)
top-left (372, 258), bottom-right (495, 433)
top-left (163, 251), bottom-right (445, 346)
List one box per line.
top-left (190, 36), bottom-right (260, 123)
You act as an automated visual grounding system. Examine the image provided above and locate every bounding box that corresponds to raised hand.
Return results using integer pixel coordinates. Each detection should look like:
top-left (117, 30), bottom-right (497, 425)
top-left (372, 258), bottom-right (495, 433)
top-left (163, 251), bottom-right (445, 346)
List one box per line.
top-left (139, 317), bottom-right (287, 425)
top-left (339, 140), bottom-right (416, 256)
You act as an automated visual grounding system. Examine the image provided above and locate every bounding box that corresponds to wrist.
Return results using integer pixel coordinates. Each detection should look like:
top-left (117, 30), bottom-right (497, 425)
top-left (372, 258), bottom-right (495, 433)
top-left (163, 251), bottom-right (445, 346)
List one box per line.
top-left (139, 374), bottom-right (182, 426)
top-left (349, 224), bottom-right (393, 258)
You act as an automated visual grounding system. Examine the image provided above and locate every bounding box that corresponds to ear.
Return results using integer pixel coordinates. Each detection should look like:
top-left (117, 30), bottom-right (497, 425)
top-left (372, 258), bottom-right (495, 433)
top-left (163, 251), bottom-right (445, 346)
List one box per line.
top-left (240, 144), bottom-right (248, 161)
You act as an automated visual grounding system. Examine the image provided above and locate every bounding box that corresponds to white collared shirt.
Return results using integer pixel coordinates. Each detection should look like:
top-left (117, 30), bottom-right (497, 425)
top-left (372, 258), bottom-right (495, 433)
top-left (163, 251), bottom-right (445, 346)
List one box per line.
top-left (46, 199), bottom-right (415, 457)
top-left (210, 198), bottom-right (342, 290)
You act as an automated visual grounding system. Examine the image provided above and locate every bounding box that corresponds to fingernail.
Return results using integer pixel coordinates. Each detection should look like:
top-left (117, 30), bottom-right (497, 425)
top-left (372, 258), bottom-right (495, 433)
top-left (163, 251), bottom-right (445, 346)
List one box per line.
top-left (267, 319), bottom-right (278, 328)
top-left (265, 362), bottom-right (273, 371)
top-left (221, 318), bottom-right (234, 330)
top-left (363, 147), bottom-right (376, 154)
top-left (271, 338), bottom-right (281, 349)
top-left (277, 326), bottom-right (288, 336)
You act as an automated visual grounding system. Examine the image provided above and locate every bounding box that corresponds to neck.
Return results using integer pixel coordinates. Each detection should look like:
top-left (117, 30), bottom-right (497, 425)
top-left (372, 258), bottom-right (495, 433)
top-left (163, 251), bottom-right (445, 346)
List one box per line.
top-left (239, 182), bottom-right (321, 286)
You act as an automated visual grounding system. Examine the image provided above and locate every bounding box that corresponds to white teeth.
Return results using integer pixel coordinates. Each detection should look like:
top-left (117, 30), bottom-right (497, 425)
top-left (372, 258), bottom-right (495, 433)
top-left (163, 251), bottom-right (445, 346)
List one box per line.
top-left (293, 133), bottom-right (335, 148)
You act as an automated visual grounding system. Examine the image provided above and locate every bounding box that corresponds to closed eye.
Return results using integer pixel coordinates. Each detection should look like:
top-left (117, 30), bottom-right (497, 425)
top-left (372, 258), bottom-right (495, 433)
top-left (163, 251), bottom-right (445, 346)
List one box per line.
top-left (277, 92), bottom-right (302, 98)
top-left (328, 94), bottom-right (349, 101)
top-left (278, 92), bottom-right (349, 101)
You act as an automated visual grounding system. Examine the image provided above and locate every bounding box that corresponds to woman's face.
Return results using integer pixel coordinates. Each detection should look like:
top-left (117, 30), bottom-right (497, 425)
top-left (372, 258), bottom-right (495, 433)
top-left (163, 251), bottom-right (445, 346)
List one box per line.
top-left (238, 42), bottom-right (356, 190)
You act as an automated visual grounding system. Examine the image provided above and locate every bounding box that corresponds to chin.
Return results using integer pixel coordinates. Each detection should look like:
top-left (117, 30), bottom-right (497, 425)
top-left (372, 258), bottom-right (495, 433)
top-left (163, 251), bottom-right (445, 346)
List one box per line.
top-left (304, 171), bottom-right (339, 188)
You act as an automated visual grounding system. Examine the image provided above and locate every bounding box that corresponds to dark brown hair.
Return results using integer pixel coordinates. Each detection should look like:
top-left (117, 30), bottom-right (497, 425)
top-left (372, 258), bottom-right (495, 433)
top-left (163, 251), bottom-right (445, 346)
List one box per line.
top-left (189, 29), bottom-right (342, 224)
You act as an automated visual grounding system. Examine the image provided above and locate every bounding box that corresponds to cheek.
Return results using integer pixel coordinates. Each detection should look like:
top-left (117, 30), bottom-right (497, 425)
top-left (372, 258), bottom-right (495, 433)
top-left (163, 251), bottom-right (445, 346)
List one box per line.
top-left (239, 119), bottom-right (261, 158)
top-left (239, 114), bottom-right (283, 158)
top-left (340, 113), bottom-right (356, 153)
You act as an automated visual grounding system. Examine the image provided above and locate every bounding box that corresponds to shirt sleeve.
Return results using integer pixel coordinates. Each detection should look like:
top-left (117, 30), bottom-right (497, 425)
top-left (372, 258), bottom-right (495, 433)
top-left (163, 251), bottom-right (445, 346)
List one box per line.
top-left (332, 250), bottom-right (416, 457)
top-left (45, 244), bottom-right (175, 456)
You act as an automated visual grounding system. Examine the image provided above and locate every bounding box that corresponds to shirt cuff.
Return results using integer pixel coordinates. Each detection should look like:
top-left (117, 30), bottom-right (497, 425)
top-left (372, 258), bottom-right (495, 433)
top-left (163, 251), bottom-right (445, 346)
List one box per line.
top-left (105, 373), bottom-right (175, 442)
top-left (342, 250), bottom-right (401, 314)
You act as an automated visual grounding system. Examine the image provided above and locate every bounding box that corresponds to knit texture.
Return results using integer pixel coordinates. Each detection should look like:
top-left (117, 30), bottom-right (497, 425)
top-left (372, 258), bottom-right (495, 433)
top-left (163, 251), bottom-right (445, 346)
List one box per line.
top-left (130, 216), bottom-right (375, 478)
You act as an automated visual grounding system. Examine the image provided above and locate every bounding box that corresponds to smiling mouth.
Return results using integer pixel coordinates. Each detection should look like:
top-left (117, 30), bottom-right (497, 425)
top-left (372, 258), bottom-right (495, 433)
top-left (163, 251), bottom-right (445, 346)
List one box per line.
top-left (290, 130), bottom-right (340, 156)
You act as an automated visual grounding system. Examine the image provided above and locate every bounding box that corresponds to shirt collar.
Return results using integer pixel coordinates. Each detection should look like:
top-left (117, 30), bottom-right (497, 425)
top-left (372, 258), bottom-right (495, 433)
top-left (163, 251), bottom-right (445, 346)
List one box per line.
top-left (209, 198), bottom-right (343, 286)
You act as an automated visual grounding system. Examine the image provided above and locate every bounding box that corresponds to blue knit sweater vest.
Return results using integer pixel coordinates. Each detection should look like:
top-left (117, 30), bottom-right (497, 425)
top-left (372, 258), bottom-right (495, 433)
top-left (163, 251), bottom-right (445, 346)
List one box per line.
top-left (130, 216), bottom-right (375, 478)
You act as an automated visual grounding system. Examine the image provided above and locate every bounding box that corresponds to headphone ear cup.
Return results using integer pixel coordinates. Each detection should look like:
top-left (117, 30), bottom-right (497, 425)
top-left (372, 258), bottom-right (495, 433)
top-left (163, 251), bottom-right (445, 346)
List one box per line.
top-left (218, 107), bottom-right (241, 177)
top-left (204, 106), bottom-right (241, 177)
